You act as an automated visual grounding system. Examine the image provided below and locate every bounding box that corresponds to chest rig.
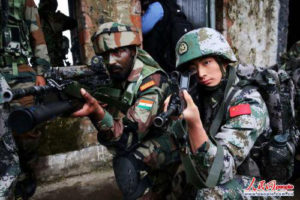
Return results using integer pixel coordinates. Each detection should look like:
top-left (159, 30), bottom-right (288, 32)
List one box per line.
top-left (1, 0), bottom-right (32, 75)
top-left (93, 64), bottom-right (163, 116)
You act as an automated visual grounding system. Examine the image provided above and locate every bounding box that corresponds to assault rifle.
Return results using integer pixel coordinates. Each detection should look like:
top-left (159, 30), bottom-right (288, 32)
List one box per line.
top-left (153, 71), bottom-right (192, 127)
top-left (6, 56), bottom-right (111, 134)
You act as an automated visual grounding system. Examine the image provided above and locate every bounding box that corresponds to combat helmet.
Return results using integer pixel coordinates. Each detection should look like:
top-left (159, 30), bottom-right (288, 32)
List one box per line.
top-left (92, 22), bottom-right (141, 54)
top-left (175, 27), bottom-right (237, 69)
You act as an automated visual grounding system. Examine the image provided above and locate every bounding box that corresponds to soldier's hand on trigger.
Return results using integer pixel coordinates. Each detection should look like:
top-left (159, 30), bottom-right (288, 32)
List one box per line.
top-left (181, 90), bottom-right (201, 125)
top-left (72, 88), bottom-right (105, 121)
top-left (164, 90), bottom-right (201, 125)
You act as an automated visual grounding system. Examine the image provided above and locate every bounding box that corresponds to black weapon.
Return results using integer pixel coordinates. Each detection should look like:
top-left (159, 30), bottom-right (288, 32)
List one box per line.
top-left (7, 56), bottom-right (111, 134)
top-left (153, 71), bottom-right (191, 127)
top-left (7, 79), bottom-right (84, 134)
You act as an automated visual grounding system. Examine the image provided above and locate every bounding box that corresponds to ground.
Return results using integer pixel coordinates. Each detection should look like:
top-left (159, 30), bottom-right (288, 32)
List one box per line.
top-left (31, 170), bottom-right (122, 200)
top-left (31, 170), bottom-right (300, 200)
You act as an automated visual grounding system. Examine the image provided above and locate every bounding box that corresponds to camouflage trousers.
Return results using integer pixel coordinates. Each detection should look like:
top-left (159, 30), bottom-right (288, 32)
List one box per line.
top-left (133, 134), bottom-right (184, 199)
top-left (1, 64), bottom-right (39, 199)
top-left (195, 175), bottom-right (279, 200)
top-left (0, 106), bottom-right (21, 199)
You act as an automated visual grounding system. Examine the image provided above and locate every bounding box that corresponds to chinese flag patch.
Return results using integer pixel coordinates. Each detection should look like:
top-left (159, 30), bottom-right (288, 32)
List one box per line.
top-left (140, 80), bottom-right (155, 91)
top-left (229, 104), bottom-right (251, 118)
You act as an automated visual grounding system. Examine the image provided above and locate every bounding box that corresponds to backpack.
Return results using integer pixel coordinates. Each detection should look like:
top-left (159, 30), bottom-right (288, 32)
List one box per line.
top-left (143, 0), bottom-right (193, 72)
top-left (236, 64), bottom-right (300, 183)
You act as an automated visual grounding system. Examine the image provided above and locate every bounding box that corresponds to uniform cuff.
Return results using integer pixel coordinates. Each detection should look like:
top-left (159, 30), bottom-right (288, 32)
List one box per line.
top-left (98, 110), bottom-right (114, 130)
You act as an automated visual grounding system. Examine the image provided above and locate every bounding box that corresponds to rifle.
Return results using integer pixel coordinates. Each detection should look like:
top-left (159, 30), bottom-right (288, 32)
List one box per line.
top-left (6, 56), bottom-right (111, 134)
top-left (153, 71), bottom-right (191, 128)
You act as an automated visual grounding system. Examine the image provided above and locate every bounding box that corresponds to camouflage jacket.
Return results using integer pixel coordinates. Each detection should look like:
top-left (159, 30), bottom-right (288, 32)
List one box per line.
top-left (280, 41), bottom-right (300, 127)
top-left (96, 48), bottom-right (170, 152)
top-left (191, 73), bottom-right (270, 185)
top-left (0, 0), bottom-right (50, 75)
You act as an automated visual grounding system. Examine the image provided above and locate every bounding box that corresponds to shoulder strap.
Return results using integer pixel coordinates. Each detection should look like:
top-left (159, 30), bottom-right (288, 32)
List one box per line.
top-left (179, 66), bottom-right (240, 189)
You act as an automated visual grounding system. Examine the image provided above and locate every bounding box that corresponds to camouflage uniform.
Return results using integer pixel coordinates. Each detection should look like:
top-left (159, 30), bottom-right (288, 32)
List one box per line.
top-left (280, 41), bottom-right (300, 127)
top-left (39, 0), bottom-right (76, 67)
top-left (92, 22), bottom-right (178, 199)
top-left (173, 28), bottom-right (270, 199)
top-left (0, 0), bottom-right (50, 198)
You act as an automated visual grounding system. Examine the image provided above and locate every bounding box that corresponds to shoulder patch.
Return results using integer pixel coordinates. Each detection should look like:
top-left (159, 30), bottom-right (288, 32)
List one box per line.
top-left (229, 104), bottom-right (251, 118)
top-left (137, 98), bottom-right (154, 110)
top-left (140, 80), bottom-right (155, 91)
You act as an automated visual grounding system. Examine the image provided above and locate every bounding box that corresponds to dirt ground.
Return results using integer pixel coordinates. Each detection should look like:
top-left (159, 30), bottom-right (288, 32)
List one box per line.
top-left (31, 170), bottom-right (122, 200)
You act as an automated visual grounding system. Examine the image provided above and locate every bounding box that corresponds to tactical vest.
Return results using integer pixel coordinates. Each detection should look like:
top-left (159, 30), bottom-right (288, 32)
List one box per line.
top-left (93, 50), bottom-right (166, 115)
top-left (0, 0), bottom-right (32, 71)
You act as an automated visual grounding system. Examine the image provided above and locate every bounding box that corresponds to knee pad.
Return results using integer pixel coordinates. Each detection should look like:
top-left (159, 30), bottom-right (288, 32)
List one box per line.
top-left (113, 156), bottom-right (150, 200)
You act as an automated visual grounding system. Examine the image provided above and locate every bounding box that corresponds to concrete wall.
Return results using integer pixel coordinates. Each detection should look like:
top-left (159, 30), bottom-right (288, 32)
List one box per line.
top-left (220, 0), bottom-right (280, 67)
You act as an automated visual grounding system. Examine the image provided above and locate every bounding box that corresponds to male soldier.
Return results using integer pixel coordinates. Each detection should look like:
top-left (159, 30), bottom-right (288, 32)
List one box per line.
top-left (0, 0), bottom-right (50, 199)
top-left (39, 0), bottom-right (76, 66)
top-left (166, 28), bottom-right (270, 199)
top-left (72, 22), bottom-right (179, 199)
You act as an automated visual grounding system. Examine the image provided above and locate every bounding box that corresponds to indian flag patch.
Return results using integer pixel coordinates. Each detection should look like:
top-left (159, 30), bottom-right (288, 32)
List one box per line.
top-left (137, 98), bottom-right (154, 110)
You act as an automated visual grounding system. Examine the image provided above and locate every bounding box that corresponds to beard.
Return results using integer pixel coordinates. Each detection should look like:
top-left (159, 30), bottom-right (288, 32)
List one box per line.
top-left (108, 65), bottom-right (132, 81)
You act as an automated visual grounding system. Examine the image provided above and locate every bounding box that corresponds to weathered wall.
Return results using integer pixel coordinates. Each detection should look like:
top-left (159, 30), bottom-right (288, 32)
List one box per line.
top-left (221, 0), bottom-right (280, 67)
top-left (76, 0), bottom-right (142, 64)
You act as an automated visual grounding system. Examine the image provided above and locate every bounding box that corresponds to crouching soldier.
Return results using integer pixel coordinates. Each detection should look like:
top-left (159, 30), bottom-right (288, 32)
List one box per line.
top-left (72, 22), bottom-right (179, 199)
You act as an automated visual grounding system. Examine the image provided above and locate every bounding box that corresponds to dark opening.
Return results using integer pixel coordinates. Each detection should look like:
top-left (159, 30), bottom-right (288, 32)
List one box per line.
top-left (287, 0), bottom-right (300, 49)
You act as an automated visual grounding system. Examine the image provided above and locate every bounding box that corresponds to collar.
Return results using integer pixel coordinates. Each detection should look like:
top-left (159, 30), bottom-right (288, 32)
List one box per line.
top-left (127, 48), bottom-right (144, 82)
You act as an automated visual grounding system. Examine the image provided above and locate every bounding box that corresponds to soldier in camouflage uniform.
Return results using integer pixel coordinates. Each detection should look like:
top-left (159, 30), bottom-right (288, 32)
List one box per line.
top-left (72, 22), bottom-right (178, 199)
top-left (280, 41), bottom-right (300, 127)
top-left (38, 0), bottom-right (76, 67)
top-left (0, 0), bottom-right (50, 199)
top-left (167, 27), bottom-right (270, 199)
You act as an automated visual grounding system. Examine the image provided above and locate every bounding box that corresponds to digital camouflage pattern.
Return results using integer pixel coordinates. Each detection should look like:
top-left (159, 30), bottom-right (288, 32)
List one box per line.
top-left (171, 27), bottom-right (271, 199)
top-left (236, 64), bottom-right (285, 134)
top-left (39, 0), bottom-right (76, 66)
top-left (0, 106), bottom-right (21, 199)
top-left (175, 27), bottom-right (237, 69)
top-left (0, 0), bottom-right (50, 198)
top-left (92, 22), bottom-right (141, 54)
top-left (280, 41), bottom-right (300, 127)
top-left (192, 74), bottom-right (269, 183)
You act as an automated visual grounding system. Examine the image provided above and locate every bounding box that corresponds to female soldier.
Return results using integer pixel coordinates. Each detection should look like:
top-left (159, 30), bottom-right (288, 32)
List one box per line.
top-left (169, 27), bottom-right (270, 199)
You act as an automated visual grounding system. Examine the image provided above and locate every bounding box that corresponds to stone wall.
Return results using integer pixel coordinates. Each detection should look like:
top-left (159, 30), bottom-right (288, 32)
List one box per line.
top-left (220, 0), bottom-right (280, 67)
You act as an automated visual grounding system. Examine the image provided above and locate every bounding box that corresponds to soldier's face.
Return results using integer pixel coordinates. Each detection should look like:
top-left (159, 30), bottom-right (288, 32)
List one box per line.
top-left (103, 46), bottom-right (136, 81)
top-left (188, 57), bottom-right (224, 87)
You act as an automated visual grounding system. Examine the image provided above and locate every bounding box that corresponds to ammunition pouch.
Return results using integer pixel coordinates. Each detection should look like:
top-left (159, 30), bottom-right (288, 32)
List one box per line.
top-left (1, 23), bottom-right (31, 57)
